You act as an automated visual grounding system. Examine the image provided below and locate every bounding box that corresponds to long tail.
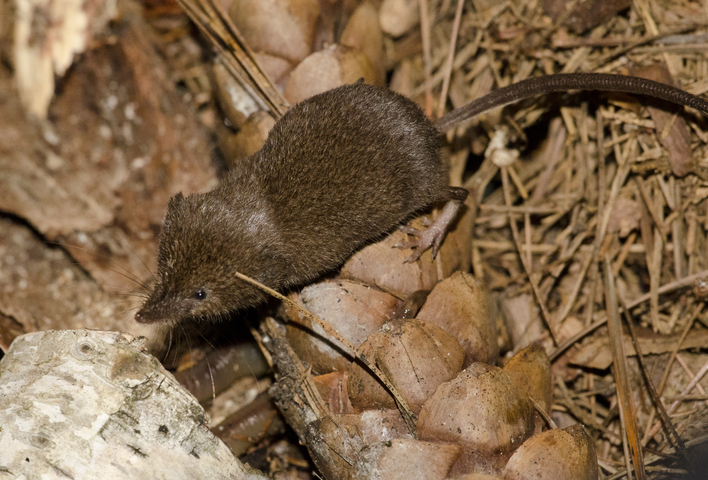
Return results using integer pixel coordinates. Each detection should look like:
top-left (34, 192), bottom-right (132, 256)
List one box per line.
top-left (435, 73), bottom-right (708, 131)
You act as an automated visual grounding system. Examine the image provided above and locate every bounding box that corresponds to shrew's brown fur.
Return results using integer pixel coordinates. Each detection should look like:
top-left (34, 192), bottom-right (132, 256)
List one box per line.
top-left (135, 82), bottom-right (453, 324)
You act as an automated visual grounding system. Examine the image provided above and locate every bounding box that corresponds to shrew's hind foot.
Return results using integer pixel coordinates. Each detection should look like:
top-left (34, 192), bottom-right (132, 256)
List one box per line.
top-left (395, 187), bottom-right (468, 263)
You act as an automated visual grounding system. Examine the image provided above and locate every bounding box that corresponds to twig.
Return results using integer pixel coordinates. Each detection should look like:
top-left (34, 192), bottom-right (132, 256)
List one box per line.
top-left (437, 0), bottom-right (465, 119)
top-left (176, 0), bottom-right (288, 118)
top-left (620, 297), bottom-right (687, 458)
top-left (603, 255), bottom-right (646, 480)
top-left (234, 272), bottom-right (418, 434)
top-left (419, 0), bottom-right (433, 116)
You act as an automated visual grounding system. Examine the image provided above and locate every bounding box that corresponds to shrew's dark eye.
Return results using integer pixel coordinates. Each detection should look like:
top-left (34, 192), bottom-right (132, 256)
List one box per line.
top-left (193, 289), bottom-right (207, 301)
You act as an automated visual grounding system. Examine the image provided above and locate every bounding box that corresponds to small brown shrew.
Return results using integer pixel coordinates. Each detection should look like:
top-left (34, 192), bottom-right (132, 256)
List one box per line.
top-left (135, 74), bottom-right (708, 326)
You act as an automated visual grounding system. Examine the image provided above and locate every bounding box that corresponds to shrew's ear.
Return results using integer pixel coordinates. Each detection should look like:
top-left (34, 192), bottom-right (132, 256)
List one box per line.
top-left (168, 192), bottom-right (185, 210)
top-left (164, 193), bottom-right (187, 229)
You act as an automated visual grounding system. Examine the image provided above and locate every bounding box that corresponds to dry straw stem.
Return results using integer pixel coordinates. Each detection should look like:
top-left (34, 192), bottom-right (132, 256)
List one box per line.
top-left (436, 0), bottom-right (466, 119)
top-left (642, 303), bottom-right (703, 445)
top-left (603, 256), bottom-right (646, 480)
top-left (620, 297), bottom-right (688, 459)
top-left (176, 0), bottom-right (288, 118)
top-left (419, 0), bottom-right (433, 116)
